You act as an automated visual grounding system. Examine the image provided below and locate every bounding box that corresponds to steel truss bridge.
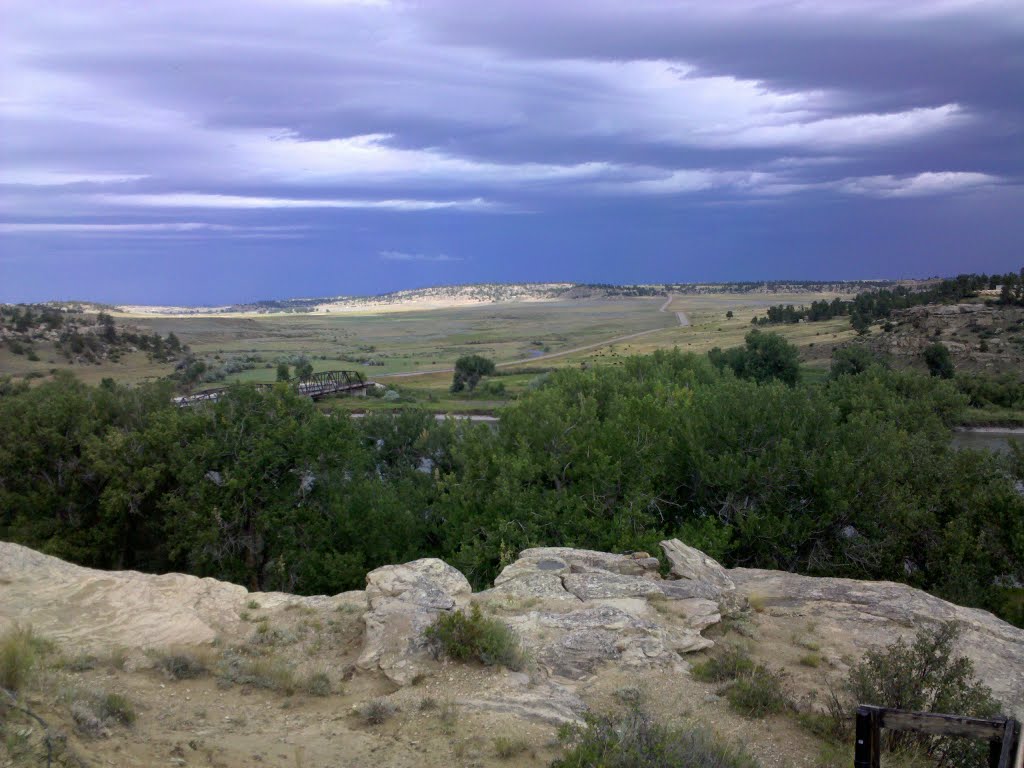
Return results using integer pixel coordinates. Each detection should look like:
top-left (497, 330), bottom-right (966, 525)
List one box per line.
top-left (174, 370), bottom-right (370, 406)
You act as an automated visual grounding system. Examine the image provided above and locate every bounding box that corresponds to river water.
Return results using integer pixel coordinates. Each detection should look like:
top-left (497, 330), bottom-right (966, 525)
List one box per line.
top-left (951, 428), bottom-right (1024, 454)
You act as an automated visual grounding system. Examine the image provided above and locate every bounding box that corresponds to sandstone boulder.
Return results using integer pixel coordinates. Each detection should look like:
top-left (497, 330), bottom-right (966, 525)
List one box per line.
top-left (481, 546), bottom-right (718, 680)
top-left (729, 568), bottom-right (1024, 718)
top-left (357, 558), bottom-right (471, 685)
top-left (660, 538), bottom-right (742, 613)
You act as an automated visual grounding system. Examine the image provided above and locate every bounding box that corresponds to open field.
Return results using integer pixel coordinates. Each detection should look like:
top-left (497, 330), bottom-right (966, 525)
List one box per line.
top-left (3, 291), bottom-right (855, 411)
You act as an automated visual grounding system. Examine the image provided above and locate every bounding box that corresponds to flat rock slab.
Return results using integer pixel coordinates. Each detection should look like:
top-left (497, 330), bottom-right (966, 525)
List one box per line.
top-left (0, 541), bottom-right (356, 651)
top-left (729, 568), bottom-right (1024, 718)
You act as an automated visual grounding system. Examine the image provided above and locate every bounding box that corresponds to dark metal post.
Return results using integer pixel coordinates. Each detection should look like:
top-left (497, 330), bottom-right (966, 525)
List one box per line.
top-left (855, 706), bottom-right (880, 768)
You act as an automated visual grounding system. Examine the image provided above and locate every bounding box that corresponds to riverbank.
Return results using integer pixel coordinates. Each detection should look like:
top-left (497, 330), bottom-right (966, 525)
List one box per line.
top-left (959, 406), bottom-right (1024, 428)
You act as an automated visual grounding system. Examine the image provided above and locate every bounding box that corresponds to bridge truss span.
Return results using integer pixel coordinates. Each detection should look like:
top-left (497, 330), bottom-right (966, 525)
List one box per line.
top-left (174, 370), bottom-right (371, 407)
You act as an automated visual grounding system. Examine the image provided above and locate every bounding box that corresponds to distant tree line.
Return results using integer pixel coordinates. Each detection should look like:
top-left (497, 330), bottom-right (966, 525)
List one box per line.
top-left (2, 305), bottom-right (185, 365)
top-left (753, 272), bottom-right (1023, 332)
top-left (1, 337), bottom-right (1021, 626)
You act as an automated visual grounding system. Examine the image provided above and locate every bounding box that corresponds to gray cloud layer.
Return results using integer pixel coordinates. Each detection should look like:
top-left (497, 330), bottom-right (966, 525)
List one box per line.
top-left (1, 0), bottom-right (1021, 256)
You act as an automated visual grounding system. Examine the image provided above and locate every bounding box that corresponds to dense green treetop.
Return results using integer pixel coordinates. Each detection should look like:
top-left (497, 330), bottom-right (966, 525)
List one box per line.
top-left (1, 349), bottom-right (1021, 626)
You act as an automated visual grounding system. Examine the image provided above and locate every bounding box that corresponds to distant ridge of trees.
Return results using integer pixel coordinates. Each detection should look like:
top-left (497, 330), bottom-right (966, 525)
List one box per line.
top-left (753, 271), bottom-right (1023, 332)
top-left (207, 279), bottom-right (898, 314)
top-left (0, 304), bottom-right (185, 365)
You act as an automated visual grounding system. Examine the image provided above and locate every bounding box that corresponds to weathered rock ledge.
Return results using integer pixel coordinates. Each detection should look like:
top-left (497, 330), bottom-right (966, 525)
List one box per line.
top-left (1, 538), bottom-right (1021, 718)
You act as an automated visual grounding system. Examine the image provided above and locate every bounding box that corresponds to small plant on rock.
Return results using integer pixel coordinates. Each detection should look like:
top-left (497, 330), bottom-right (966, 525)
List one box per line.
top-left (424, 604), bottom-right (525, 671)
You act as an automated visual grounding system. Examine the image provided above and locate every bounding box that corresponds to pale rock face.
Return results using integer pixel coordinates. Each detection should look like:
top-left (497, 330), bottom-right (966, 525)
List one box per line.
top-left (0, 541), bottom-right (359, 651)
top-left (457, 678), bottom-right (586, 726)
top-left (660, 538), bottom-right (734, 591)
top-left (660, 538), bottom-right (743, 613)
top-left (480, 545), bottom-right (718, 680)
top-left (494, 547), bottom-right (661, 584)
top-left (729, 568), bottom-right (1024, 718)
top-left (357, 558), bottom-right (472, 685)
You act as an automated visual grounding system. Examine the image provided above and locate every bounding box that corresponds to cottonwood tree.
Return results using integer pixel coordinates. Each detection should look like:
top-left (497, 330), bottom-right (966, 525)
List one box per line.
top-left (451, 354), bottom-right (495, 392)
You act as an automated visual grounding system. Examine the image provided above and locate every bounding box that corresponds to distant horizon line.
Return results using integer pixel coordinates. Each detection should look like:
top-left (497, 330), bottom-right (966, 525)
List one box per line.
top-left (8, 275), bottom-right (962, 309)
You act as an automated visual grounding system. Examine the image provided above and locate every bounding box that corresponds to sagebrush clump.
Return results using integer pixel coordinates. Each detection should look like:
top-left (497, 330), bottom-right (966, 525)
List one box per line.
top-left (829, 622), bottom-right (1001, 768)
top-left (691, 645), bottom-right (791, 718)
top-left (424, 605), bottom-right (526, 671)
top-left (554, 707), bottom-right (760, 768)
top-left (0, 625), bottom-right (51, 692)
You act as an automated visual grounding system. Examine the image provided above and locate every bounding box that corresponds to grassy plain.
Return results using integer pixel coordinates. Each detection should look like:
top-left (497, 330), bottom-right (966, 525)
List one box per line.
top-left (2, 291), bottom-right (854, 411)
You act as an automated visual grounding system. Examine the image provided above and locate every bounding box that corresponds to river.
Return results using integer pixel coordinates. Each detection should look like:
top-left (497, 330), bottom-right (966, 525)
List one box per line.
top-left (951, 428), bottom-right (1024, 454)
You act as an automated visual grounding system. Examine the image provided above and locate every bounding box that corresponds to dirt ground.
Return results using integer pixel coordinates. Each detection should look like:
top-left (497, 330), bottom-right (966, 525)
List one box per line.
top-left (2, 601), bottom-right (843, 768)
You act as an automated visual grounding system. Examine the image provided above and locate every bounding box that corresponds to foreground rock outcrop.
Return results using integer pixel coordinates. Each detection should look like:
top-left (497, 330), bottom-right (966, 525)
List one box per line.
top-left (1, 539), bottom-right (1021, 718)
top-left (357, 558), bottom-right (472, 684)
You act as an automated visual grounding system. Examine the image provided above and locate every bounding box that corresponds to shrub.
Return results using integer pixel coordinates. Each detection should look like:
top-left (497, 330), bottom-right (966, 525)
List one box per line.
top-left (69, 688), bottom-right (136, 734)
top-left (156, 650), bottom-right (208, 680)
top-left (690, 646), bottom-right (755, 683)
top-left (690, 645), bottom-right (790, 718)
top-left (724, 667), bottom-right (791, 718)
top-left (424, 605), bottom-right (525, 671)
top-left (0, 626), bottom-right (47, 692)
top-left (833, 622), bottom-right (1000, 768)
top-left (358, 698), bottom-right (396, 725)
top-left (493, 735), bottom-right (529, 758)
top-left (217, 650), bottom-right (296, 695)
top-left (554, 707), bottom-right (760, 768)
top-left (299, 670), bottom-right (331, 696)
top-left (451, 354), bottom-right (496, 393)
top-left (923, 343), bottom-right (955, 379)
top-left (96, 692), bottom-right (135, 726)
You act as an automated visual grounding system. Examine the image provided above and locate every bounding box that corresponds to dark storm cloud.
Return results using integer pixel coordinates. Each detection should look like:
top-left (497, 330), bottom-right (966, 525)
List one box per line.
top-left (1, 0), bottom-right (1021, 302)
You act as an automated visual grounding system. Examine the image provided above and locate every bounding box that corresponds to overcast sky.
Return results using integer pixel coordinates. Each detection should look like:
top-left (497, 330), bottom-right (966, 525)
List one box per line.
top-left (2, 0), bottom-right (1022, 303)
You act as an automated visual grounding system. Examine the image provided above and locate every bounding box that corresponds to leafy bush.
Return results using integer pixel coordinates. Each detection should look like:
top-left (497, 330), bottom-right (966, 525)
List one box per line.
top-left (724, 667), bottom-right (792, 718)
top-left (451, 354), bottom-right (496, 392)
top-left (690, 645), bottom-right (790, 718)
top-left (923, 343), bottom-right (955, 379)
top-left (554, 707), bottom-right (759, 768)
top-left (690, 646), bottom-right (755, 683)
top-left (424, 605), bottom-right (525, 671)
top-left (709, 330), bottom-right (800, 386)
top-left (831, 345), bottom-right (888, 378)
top-left (831, 622), bottom-right (1001, 768)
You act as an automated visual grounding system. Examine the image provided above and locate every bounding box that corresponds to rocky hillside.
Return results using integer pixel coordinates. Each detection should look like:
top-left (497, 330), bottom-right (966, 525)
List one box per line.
top-left (116, 280), bottom-right (886, 316)
top-left (856, 302), bottom-right (1024, 375)
top-left (1, 541), bottom-right (1020, 767)
top-left (0, 304), bottom-right (186, 367)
